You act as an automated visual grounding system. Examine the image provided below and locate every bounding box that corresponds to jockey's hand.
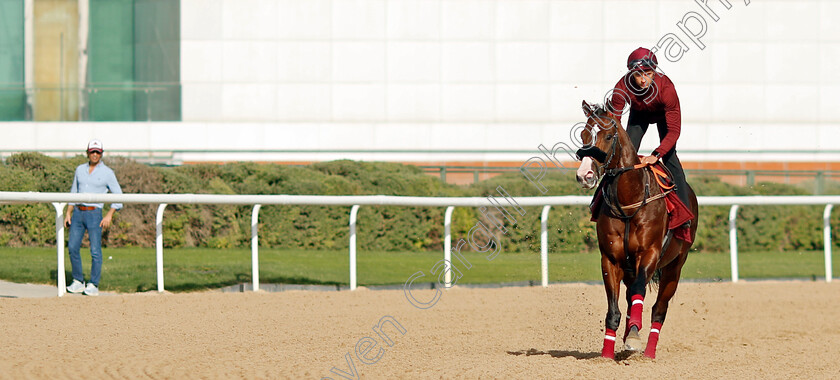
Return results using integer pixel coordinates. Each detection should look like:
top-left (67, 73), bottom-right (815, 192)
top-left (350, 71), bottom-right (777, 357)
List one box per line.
top-left (641, 155), bottom-right (659, 166)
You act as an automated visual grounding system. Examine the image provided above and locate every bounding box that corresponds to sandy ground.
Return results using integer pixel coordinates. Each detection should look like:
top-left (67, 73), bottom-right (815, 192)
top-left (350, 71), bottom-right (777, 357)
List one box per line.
top-left (1, 281), bottom-right (839, 379)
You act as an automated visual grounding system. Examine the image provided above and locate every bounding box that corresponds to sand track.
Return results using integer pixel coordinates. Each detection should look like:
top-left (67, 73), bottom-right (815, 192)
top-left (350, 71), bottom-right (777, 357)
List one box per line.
top-left (1, 281), bottom-right (839, 379)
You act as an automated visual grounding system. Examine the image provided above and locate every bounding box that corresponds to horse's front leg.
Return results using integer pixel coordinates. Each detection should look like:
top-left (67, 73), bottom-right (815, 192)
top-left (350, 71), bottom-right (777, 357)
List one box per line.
top-left (600, 255), bottom-right (624, 359)
top-left (624, 247), bottom-right (660, 352)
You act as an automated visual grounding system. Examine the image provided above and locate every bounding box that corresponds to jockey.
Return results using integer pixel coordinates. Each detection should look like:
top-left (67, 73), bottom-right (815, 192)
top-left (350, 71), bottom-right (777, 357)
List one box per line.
top-left (607, 47), bottom-right (692, 225)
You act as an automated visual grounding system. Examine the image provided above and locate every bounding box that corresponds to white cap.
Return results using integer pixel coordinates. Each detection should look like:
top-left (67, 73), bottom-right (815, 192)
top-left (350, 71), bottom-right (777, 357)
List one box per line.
top-left (87, 139), bottom-right (104, 153)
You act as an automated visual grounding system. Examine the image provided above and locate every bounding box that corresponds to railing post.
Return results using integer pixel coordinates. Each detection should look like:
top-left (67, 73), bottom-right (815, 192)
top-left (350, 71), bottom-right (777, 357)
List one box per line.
top-left (816, 171), bottom-right (825, 195)
top-left (746, 171), bottom-right (755, 187)
top-left (349, 205), bottom-right (360, 290)
top-left (252, 204), bottom-right (262, 291)
top-left (729, 205), bottom-right (740, 283)
top-left (52, 202), bottom-right (67, 297)
top-left (541, 205), bottom-right (551, 287)
top-left (444, 206), bottom-right (455, 288)
top-left (824, 204), bottom-right (833, 283)
top-left (156, 203), bottom-right (167, 292)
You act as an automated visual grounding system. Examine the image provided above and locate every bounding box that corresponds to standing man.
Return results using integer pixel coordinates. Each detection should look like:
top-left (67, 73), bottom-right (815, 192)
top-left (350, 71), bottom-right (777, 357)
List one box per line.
top-left (64, 139), bottom-right (123, 296)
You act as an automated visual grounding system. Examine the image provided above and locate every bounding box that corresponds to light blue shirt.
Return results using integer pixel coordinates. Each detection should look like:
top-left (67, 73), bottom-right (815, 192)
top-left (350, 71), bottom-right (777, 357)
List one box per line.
top-left (69, 162), bottom-right (123, 210)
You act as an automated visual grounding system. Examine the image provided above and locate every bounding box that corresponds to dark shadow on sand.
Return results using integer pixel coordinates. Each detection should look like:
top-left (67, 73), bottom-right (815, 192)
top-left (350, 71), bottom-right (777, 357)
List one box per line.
top-left (507, 348), bottom-right (643, 361)
top-left (506, 348), bottom-right (601, 360)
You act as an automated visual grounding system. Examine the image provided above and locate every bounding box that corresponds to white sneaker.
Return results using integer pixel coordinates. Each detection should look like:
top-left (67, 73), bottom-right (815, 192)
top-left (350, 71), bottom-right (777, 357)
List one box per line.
top-left (66, 280), bottom-right (85, 294)
top-left (83, 283), bottom-right (99, 297)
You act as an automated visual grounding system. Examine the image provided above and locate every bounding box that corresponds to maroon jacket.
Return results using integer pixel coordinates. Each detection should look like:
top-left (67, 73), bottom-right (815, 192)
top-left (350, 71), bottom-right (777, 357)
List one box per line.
top-left (608, 73), bottom-right (681, 157)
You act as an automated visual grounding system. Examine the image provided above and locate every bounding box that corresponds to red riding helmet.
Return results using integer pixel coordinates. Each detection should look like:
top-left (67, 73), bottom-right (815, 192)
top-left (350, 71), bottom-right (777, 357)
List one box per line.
top-left (627, 47), bottom-right (658, 71)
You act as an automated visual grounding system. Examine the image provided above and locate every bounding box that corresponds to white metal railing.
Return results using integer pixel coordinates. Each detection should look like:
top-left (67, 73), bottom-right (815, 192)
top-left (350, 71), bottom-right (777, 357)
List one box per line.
top-left (0, 191), bottom-right (837, 297)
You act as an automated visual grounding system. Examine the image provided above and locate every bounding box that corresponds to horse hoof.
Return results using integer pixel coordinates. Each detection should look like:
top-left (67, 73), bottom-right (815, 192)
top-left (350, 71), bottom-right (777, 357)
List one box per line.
top-left (624, 329), bottom-right (643, 351)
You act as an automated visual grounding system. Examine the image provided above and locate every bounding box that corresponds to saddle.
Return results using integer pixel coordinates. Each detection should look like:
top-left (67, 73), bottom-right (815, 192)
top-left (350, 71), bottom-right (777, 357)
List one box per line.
top-left (589, 161), bottom-right (694, 243)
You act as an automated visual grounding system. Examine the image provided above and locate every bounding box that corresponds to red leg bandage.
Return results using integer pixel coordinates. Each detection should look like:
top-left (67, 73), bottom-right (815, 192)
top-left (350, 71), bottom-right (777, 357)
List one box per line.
top-left (602, 329), bottom-right (617, 359)
top-left (623, 315), bottom-right (631, 340)
top-left (628, 295), bottom-right (644, 331)
top-left (644, 322), bottom-right (663, 358)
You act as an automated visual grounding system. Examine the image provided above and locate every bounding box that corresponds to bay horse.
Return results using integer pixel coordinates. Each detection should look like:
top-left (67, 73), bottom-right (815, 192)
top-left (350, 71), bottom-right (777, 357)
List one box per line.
top-left (574, 100), bottom-right (699, 359)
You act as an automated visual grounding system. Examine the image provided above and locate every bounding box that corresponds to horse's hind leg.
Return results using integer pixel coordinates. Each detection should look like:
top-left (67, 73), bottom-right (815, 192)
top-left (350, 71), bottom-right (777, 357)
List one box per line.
top-left (600, 255), bottom-right (624, 359)
top-left (645, 253), bottom-right (687, 358)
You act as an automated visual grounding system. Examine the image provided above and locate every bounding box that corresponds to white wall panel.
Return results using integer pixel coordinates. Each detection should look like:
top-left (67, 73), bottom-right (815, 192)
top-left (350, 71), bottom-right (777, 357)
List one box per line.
top-left (387, 42), bottom-right (439, 82)
top-left (765, 43), bottom-right (819, 84)
top-left (662, 47), bottom-right (712, 85)
top-left (441, 0), bottom-right (495, 39)
top-left (386, 84), bottom-right (440, 121)
top-left (276, 42), bottom-right (332, 82)
top-left (551, 84), bottom-right (604, 121)
top-left (765, 2), bottom-right (819, 42)
top-left (332, 0), bottom-right (385, 39)
top-left (549, 1), bottom-right (603, 41)
top-left (820, 44), bottom-right (840, 84)
top-left (765, 85), bottom-right (820, 123)
top-left (441, 42), bottom-right (494, 82)
top-left (711, 42), bottom-right (765, 84)
top-left (710, 84), bottom-right (765, 122)
top-left (181, 0), bottom-right (222, 40)
top-left (222, 42), bottom-right (278, 82)
top-left (386, 0), bottom-right (440, 39)
top-left (182, 84), bottom-right (223, 121)
top-left (495, 84), bottom-right (550, 121)
top-left (484, 123), bottom-right (545, 149)
top-left (820, 1), bottom-right (840, 40)
top-left (316, 123), bottom-right (376, 148)
top-left (758, 124), bottom-right (817, 151)
top-left (676, 84), bottom-right (712, 123)
top-left (332, 42), bottom-right (385, 82)
top-left (602, 42), bottom-right (637, 78)
top-left (181, 41), bottom-right (223, 82)
top-left (277, 0), bottom-right (332, 39)
top-left (820, 85), bottom-right (840, 122)
top-left (332, 84), bottom-right (385, 120)
top-left (221, 84), bottom-right (277, 121)
top-left (222, 0), bottom-right (278, 40)
top-left (603, 1), bottom-right (660, 42)
top-left (497, 0), bottom-right (549, 40)
top-left (373, 124), bottom-right (431, 149)
top-left (496, 42), bottom-right (549, 82)
top-left (440, 84), bottom-right (495, 121)
top-left (429, 123), bottom-right (487, 149)
top-left (264, 123), bottom-right (321, 149)
top-left (276, 84), bottom-right (332, 121)
top-left (550, 42), bottom-right (604, 83)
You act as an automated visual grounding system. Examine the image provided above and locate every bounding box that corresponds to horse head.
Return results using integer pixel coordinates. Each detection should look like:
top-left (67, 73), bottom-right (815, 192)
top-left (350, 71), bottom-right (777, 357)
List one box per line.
top-left (575, 100), bottom-right (622, 189)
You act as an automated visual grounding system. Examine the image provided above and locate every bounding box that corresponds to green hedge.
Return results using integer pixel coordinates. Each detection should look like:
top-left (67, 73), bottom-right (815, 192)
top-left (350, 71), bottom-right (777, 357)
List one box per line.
top-left (0, 153), bottom-right (837, 253)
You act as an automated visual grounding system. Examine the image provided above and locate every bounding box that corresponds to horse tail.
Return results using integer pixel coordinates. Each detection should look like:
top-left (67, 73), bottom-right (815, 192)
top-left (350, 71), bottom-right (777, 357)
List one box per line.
top-left (649, 269), bottom-right (662, 292)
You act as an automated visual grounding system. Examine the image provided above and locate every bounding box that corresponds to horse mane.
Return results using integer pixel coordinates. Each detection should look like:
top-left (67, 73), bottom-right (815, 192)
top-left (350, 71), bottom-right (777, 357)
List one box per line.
top-left (588, 103), bottom-right (613, 120)
top-left (587, 103), bottom-right (622, 131)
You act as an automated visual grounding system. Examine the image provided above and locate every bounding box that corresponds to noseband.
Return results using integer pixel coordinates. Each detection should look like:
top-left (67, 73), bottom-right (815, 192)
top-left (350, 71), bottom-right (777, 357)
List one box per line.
top-left (576, 131), bottom-right (619, 176)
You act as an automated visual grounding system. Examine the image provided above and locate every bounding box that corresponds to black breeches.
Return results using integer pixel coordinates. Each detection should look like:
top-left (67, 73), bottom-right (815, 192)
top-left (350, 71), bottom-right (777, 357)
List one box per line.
top-left (626, 122), bottom-right (691, 208)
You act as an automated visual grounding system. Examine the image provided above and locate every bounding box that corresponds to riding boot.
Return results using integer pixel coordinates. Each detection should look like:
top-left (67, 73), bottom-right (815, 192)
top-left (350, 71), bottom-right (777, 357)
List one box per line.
top-left (662, 150), bottom-right (692, 228)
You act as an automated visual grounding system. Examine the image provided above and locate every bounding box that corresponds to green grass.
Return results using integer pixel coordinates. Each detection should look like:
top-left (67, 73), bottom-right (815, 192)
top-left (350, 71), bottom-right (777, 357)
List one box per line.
top-left (0, 248), bottom-right (837, 293)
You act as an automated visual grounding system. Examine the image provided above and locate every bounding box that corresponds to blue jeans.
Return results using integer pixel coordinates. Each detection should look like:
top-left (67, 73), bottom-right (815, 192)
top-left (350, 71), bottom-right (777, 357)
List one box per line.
top-left (68, 207), bottom-right (103, 286)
